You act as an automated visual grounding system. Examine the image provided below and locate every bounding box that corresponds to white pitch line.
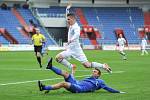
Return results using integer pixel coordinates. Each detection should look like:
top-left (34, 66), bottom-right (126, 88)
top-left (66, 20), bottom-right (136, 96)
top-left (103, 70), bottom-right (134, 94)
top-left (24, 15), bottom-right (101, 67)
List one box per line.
top-left (0, 68), bottom-right (45, 71)
top-left (0, 68), bottom-right (91, 71)
top-left (0, 71), bottom-right (124, 86)
top-left (0, 68), bottom-right (101, 72)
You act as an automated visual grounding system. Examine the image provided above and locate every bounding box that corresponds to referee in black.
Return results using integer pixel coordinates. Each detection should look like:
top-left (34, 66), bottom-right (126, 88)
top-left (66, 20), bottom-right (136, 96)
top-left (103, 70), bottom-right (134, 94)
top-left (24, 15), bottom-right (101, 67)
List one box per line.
top-left (32, 28), bottom-right (46, 68)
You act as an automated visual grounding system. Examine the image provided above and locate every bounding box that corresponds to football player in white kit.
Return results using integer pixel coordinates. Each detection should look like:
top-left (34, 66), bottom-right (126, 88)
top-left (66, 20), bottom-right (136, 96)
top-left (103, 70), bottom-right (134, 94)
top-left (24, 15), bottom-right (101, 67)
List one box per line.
top-left (141, 37), bottom-right (149, 55)
top-left (55, 3), bottom-right (112, 75)
top-left (117, 34), bottom-right (127, 60)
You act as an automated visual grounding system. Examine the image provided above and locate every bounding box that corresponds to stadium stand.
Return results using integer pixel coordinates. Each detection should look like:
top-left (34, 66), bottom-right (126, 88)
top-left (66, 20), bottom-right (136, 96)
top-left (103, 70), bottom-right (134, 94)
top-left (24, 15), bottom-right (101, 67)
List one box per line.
top-left (17, 8), bottom-right (56, 45)
top-left (36, 7), bottom-right (144, 45)
top-left (0, 7), bottom-right (56, 45)
top-left (0, 35), bottom-right (9, 44)
top-left (83, 7), bottom-right (143, 44)
top-left (0, 8), bottom-right (30, 44)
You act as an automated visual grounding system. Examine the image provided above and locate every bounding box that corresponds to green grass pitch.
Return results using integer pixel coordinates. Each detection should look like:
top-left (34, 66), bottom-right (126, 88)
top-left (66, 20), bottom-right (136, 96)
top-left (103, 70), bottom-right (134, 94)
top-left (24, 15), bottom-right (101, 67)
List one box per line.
top-left (0, 50), bottom-right (150, 100)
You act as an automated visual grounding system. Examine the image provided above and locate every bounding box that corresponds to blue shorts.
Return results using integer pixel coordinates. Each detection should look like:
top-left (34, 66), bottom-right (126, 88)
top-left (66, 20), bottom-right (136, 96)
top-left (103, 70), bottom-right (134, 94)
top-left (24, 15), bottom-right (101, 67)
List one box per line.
top-left (65, 74), bottom-right (83, 93)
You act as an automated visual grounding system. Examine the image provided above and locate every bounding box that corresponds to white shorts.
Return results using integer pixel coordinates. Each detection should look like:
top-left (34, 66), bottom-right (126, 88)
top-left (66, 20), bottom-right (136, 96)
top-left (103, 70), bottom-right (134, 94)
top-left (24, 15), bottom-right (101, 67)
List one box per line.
top-left (141, 46), bottom-right (146, 50)
top-left (59, 49), bottom-right (88, 63)
top-left (119, 46), bottom-right (124, 52)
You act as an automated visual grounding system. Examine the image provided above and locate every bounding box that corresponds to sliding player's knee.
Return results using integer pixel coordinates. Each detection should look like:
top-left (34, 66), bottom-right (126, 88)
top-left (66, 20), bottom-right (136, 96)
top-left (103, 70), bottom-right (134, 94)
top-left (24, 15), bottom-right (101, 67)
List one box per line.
top-left (62, 71), bottom-right (70, 78)
top-left (60, 82), bottom-right (69, 88)
top-left (55, 54), bottom-right (63, 63)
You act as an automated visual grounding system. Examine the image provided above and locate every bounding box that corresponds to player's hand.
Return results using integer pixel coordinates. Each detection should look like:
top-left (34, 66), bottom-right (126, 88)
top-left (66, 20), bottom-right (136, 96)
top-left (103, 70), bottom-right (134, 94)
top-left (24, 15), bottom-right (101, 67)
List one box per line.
top-left (67, 40), bottom-right (72, 45)
top-left (67, 2), bottom-right (72, 9)
top-left (39, 39), bottom-right (43, 43)
top-left (119, 91), bottom-right (126, 94)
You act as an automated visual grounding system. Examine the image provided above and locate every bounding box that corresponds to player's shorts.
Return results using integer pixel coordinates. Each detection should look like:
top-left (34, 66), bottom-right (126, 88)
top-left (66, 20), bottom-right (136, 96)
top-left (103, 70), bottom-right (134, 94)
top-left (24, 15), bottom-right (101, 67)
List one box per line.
top-left (141, 46), bottom-right (146, 50)
top-left (34, 45), bottom-right (42, 53)
top-left (59, 49), bottom-right (88, 63)
top-left (119, 46), bottom-right (124, 52)
top-left (65, 74), bottom-right (82, 93)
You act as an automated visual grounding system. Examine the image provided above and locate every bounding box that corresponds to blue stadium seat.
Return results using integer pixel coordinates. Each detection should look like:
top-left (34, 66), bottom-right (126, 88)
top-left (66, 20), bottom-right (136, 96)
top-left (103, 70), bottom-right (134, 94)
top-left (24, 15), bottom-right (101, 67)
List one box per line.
top-left (0, 35), bottom-right (9, 44)
top-left (0, 8), bottom-right (29, 44)
top-left (35, 7), bottom-right (144, 45)
top-left (17, 8), bottom-right (56, 45)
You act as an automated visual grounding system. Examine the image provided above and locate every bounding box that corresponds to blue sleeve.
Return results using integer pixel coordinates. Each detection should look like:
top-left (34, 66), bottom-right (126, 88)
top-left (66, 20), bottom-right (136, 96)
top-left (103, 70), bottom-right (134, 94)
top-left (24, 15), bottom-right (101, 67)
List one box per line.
top-left (98, 80), bottom-right (120, 93)
top-left (103, 86), bottom-right (120, 93)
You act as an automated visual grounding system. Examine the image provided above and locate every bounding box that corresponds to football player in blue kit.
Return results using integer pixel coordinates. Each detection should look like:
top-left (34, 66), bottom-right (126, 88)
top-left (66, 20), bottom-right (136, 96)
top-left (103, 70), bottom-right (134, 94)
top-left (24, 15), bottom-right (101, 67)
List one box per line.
top-left (38, 58), bottom-right (125, 94)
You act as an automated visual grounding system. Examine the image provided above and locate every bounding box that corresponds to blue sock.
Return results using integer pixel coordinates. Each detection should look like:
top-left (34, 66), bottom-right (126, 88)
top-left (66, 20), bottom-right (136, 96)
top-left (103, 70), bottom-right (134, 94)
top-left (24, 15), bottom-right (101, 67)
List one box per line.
top-left (43, 86), bottom-right (53, 90)
top-left (51, 66), bottom-right (62, 75)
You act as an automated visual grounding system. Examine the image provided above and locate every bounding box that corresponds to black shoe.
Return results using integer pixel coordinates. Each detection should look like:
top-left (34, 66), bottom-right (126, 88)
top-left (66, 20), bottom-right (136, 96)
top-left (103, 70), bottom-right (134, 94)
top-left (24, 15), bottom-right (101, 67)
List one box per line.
top-left (40, 65), bottom-right (42, 68)
top-left (46, 58), bottom-right (53, 69)
top-left (38, 81), bottom-right (44, 91)
top-left (44, 90), bottom-right (50, 94)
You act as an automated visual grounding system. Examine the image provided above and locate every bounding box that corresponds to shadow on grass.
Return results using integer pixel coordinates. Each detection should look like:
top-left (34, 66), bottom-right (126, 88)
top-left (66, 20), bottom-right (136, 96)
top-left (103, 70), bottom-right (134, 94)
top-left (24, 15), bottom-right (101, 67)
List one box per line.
top-left (41, 90), bottom-right (110, 96)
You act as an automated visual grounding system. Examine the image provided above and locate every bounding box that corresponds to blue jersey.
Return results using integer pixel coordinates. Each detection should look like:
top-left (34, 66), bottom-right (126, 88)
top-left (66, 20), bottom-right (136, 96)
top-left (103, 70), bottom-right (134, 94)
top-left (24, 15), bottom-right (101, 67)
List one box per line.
top-left (77, 77), bottom-right (106, 92)
top-left (65, 75), bottom-right (120, 93)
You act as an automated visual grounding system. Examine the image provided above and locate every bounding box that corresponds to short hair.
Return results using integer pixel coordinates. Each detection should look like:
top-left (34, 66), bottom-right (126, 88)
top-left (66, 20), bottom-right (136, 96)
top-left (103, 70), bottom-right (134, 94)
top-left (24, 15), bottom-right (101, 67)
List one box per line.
top-left (67, 13), bottom-right (76, 18)
top-left (95, 68), bottom-right (101, 77)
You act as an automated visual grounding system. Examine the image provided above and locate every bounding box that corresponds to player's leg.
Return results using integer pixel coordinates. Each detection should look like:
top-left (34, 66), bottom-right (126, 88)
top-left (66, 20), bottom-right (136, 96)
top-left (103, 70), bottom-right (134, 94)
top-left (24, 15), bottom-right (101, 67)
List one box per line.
top-left (38, 81), bottom-right (71, 92)
top-left (55, 51), bottom-right (76, 74)
top-left (119, 47), bottom-right (127, 60)
top-left (119, 51), bottom-right (126, 56)
top-left (119, 49), bottom-right (126, 56)
top-left (36, 52), bottom-right (42, 67)
top-left (144, 49), bottom-right (148, 55)
top-left (141, 46), bottom-right (147, 55)
top-left (73, 51), bottom-right (112, 73)
top-left (38, 58), bottom-right (73, 93)
top-left (34, 46), bottom-right (42, 68)
top-left (141, 48), bottom-right (144, 55)
top-left (82, 61), bottom-right (112, 73)
top-left (38, 74), bottom-right (79, 93)
top-left (122, 51), bottom-right (127, 60)
top-left (46, 58), bottom-right (70, 78)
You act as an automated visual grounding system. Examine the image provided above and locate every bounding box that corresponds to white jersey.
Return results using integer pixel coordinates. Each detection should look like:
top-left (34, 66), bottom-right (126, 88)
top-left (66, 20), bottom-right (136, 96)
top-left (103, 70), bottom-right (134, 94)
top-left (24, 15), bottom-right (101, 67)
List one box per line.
top-left (61, 23), bottom-right (87, 63)
top-left (68, 22), bottom-right (81, 50)
top-left (61, 6), bottom-right (88, 63)
top-left (65, 6), bottom-right (81, 50)
top-left (141, 38), bottom-right (147, 49)
top-left (118, 38), bottom-right (126, 47)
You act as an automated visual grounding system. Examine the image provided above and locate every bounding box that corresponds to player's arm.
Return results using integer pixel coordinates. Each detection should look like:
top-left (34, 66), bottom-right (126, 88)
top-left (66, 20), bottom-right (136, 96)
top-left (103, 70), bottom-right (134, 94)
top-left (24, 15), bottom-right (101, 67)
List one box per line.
top-left (116, 39), bottom-right (119, 47)
top-left (41, 35), bottom-right (46, 43)
top-left (66, 2), bottom-right (72, 18)
top-left (103, 86), bottom-right (120, 93)
top-left (100, 82), bottom-right (125, 93)
top-left (103, 85), bottom-right (126, 93)
top-left (145, 40), bottom-right (148, 46)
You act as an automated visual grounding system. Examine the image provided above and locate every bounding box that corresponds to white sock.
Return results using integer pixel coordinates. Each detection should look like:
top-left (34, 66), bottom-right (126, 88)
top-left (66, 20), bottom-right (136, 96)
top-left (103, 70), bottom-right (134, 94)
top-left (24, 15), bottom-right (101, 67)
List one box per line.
top-left (60, 59), bottom-right (73, 69)
top-left (142, 50), bottom-right (144, 55)
top-left (91, 62), bottom-right (103, 69)
top-left (121, 51), bottom-right (125, 56)
top-left (144, 50), bottom-right (148, 54)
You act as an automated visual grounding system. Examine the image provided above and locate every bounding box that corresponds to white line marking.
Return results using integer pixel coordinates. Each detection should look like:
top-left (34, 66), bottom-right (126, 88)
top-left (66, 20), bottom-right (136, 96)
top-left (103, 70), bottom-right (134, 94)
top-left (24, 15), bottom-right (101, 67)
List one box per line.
top-left (0, 68), bottom-right (45, 71)
top-left (0, 68), bottom-right (109, 72)
top-left (0, 68), bottom-right (91, 71)
top-left (0, 71), bottom-right (124, 86)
